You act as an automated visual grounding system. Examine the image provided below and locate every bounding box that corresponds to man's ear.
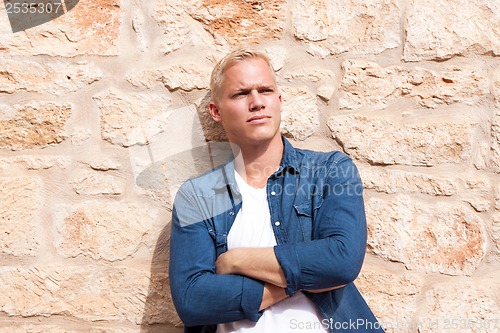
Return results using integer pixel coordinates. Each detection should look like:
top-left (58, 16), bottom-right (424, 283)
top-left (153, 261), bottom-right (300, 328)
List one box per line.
top-left (209, 101), bottom-right (222, 123)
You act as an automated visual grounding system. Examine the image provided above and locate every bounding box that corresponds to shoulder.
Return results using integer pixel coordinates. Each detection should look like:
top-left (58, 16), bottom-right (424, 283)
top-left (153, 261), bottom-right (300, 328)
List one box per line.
top-left (293, 146), bottom-right (353, 170)
top-left (175, 163), bottom-right (227, 201)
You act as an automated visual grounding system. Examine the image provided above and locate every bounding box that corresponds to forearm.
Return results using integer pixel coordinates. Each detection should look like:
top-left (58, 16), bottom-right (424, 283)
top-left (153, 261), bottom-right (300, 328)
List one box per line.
top-left (216, 247), bottom-right (287, 288)
top-left (274, 236), bottom-right (366, 295)
top-left (215, 247), bottom-right (347, 296)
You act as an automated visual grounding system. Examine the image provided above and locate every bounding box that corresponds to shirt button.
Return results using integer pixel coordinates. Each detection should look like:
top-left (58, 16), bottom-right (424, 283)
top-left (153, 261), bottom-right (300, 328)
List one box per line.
top-left (229, 211), bottom-right (234, 216)
top-left (274, 221), bottom-right (281, 226)
top-left (271, 191), bottom-right (276, 196)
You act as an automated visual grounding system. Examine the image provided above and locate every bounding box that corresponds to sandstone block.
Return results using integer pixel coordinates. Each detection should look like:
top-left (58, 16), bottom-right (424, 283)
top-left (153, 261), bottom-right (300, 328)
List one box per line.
top-left (0, 58), bottom-right (101, 95)
top-left (492, 109), bottom-right (500, 173)
top-left (358, 166), bottom-right (492, 211)
top-left (356, 269), bottom-right (422, 332)
top-left (493, 65), bottom-right (500, 107)
top-left (0, 265), bottom-right (176, 325)
top-left (366, 195), bottom-right (486, 275)
top-left (154, 0), bottom-right (286, 53)
top-left (495, 183), bottom-right (500, 211)
top-left (418, 280), bottom-right (499, 332)
top-left (0, 0), bottom-right (120, 56)
top-left (71, 170), bottom-right (125, 196)
top-left (280, 86), bottom-right (320, 141)
top-left (328, 111), bottom-right (478, 166)
top-left (55, 202), bottom-right (157, 261)
top-left (0, 156), bottom-right (70, 170)
top-left (0, 102), bottom-right (71, 150)
top-left (93, 89), bottom-right (173, 147)
top-left (127, 62), bottom-right (211, 92)
top-left (358, 165), bottom-right (457, 196)
top-left (404, 0), bottom-right (500, 61)
top-left (265, 45), bottom-right (288, 71)
top-left (492, 213), bottom-right (500, 254)
top-left (0, 177), bottom-right (41, 257)
top-left (186, 0), bottom-right (286, 47)
top-left (81, 158), bottom-right (121, 171)
top-left (132, 10), bottom-right (148, 53)
top-left (152, 1), bottom-right (215, 54)
top-left (339, 59), bottom-right (489, 110)
top-left (292, 0), bottom-right (401, 56)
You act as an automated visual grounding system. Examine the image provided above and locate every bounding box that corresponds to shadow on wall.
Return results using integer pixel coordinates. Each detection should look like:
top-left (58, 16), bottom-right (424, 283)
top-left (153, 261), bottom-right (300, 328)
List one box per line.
top-left (138, 93), bottom-right (229, 332)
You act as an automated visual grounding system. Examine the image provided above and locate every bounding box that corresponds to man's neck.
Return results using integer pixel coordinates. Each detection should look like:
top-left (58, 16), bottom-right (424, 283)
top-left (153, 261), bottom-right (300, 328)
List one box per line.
top-left (232, 135), bottom-right (284, 188)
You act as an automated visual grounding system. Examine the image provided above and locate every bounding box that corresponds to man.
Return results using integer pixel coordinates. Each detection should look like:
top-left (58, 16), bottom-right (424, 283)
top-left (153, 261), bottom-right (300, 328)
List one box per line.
top-left (169, 48), bottom-right (384, 333)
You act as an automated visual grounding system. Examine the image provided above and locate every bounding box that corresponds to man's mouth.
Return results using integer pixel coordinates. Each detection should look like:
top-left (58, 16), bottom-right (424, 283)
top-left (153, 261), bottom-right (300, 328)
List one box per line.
top-left (247, 115), bottom-right (271, 123)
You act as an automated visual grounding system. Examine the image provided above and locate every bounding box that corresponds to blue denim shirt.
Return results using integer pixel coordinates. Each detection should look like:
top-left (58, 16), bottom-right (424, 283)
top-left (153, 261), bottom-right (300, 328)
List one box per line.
top-left (169, 137), bottom-right (384, 333)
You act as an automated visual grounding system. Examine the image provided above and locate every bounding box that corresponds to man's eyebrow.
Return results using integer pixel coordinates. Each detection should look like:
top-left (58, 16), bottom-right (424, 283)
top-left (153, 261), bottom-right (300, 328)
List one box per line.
top-left (233, 88), bottom-right (251, 94)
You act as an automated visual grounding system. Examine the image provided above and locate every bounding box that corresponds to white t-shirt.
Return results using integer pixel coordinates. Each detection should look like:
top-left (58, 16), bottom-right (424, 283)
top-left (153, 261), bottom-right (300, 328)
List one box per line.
top-left (216, 171), bottom-right (327, 333)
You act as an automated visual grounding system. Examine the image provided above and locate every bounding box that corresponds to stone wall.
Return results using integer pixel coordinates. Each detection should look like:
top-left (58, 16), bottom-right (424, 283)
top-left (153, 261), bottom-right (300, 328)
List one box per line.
top-left (0, 0), bottom-right (499, 332)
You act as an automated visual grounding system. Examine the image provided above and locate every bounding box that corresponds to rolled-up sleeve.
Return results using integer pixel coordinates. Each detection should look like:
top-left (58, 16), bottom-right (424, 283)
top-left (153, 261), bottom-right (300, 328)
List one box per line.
top-left (273, 154), bottom-right (367, 296)
top-left (169, 182), bottom-right (264, 326)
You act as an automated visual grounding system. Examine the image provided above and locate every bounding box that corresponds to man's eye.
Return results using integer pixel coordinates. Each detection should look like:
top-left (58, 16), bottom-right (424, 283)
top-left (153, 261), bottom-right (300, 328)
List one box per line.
top-left (233, 91), bottom-right (247, 97)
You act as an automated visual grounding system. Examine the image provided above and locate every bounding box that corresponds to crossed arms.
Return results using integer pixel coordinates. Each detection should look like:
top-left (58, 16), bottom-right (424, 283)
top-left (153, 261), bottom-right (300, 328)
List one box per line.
top-left (215, 247), bottom-right (345, 310)
top-left (169, 155), bottom-right (367, 326)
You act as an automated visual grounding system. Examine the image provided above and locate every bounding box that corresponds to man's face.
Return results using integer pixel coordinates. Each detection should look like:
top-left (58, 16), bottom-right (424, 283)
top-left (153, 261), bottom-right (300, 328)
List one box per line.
top-left (209, 58), bottom-right (282, 147)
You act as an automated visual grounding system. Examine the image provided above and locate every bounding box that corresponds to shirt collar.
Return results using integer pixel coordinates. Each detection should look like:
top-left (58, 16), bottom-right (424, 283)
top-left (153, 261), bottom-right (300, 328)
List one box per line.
top-left (279, 136), bottom-right (300, 174)
top-left (213, 136), bottom-right (300, 190)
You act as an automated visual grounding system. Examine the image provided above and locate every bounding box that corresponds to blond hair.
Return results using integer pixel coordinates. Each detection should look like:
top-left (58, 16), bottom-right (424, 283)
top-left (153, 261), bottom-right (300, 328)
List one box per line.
top-left (210, 48), bottom-right (275, 103)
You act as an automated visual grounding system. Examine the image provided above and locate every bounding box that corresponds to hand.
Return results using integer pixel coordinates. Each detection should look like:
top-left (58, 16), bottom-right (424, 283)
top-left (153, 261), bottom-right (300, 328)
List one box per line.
top-left (215, 248), bottom-right (239, 275)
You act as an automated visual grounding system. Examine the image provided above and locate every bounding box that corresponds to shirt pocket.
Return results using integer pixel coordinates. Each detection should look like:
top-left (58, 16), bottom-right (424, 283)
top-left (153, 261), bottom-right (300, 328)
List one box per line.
top-left (294, 201), bottom-right (313, 242)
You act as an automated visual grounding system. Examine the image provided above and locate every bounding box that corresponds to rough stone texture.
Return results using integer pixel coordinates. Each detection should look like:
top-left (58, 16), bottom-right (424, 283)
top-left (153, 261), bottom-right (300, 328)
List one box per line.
top-left (492, 109), bottom-right (500, 173)
top-left (127, 62), bottom-right (212, 91)
top-left (152, 2), bottom-right (213, 54)
top-left (0, 102), bottom-right (72, 151)
top-left (93, 89), bottom-right (173, 147)
top-left (0, 58), bottom-right (101, 95)
top-left (356, 269), bottom-right (422, 332)
top-left (404, 0), bottom-right (500, 61)
top-left (0, 0), bottom-right (121, 56)
top-left (0, 177), bottom-right (41, 257)
top-left (280, 86), bottom-right (320, 141)
top-left (366, 195), bottom-right (486, 275)
top-left (55, 202), bottom-right (156, 261)
top-left (492, 213), bottom-right (500, 254)
top-left (0, 325), bottom-right (140, 333)
top-left (495, 183), bottom-right (500, 211)
top-left (188, 0), bottom-right (287, 47)
top-left (0, 156), bottom-right (70, 170)
top-left (71, 170), bottom-right (125, 195)
top-left (80, 158), bottom-right (121, 171)
top-left (0, 265), bottom-right (168, 324)
top-left (339, 59), bottom-right (490, 110)
top-left (418, 280), bottom-right (499, 332)
top-left (358, 165), bottom-right (492, 211)
top-left (153, 0), bottom-right (286, 53)
top-left (328, 112), bottom-right (478, 166)
top-left (292, 0), bottom-right (401, 56)
top-left (493, 65), bottom-right (500, 107)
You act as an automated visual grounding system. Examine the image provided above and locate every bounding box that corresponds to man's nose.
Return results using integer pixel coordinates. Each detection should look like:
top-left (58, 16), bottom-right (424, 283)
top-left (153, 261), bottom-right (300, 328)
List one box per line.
top-left (249, 91), bottom-right (264, 111)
